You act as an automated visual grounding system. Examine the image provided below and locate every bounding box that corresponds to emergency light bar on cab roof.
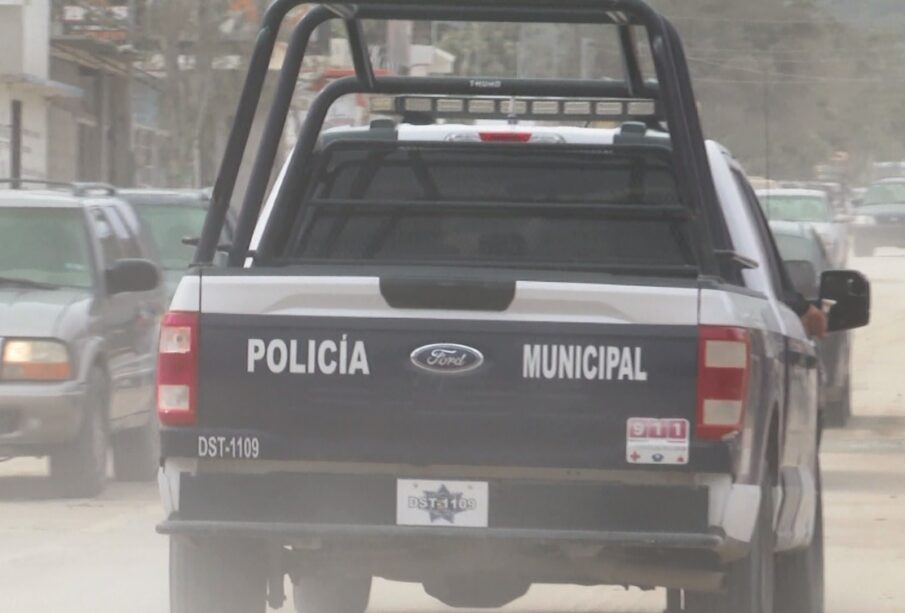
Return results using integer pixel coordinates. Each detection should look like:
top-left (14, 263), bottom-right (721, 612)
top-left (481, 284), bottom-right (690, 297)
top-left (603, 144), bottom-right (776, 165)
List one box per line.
top-left (369, 95), bottom-right (659, 123)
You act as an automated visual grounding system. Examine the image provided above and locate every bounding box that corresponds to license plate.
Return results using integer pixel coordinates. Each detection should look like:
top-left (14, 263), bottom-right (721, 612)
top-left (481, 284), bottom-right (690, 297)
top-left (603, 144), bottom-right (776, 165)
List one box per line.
top-left (396, 479), bottom-right (489, 528)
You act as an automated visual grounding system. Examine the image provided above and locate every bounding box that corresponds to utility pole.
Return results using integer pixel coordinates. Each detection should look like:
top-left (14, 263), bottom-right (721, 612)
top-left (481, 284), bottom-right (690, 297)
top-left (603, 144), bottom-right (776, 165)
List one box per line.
top-left (386, 21), bottom-right (412, 75)
top-left (580, 36), bottom-right (594, 80)
top-left (763, 60), bottom-right (771, 183)
top-left (10, 100), bottom-right (22, 188)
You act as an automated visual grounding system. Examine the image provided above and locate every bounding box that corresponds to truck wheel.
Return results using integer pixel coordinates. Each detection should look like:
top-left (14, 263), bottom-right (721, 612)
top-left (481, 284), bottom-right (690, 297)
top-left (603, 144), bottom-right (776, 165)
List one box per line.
top-left (823, 373), bottom-right (851, 429)
top-left (684, 476), bottom-right (774, 613)
top-left (293, 573), bottom-right (371, 613)
top-left (170, 536), bottom-right (266, 613)
top-left (112, 413), bottom-right (159, 481)
top-left (775, 461), bottom-right (825, 613)
top-left (49, 368), bottom-right (108, 498)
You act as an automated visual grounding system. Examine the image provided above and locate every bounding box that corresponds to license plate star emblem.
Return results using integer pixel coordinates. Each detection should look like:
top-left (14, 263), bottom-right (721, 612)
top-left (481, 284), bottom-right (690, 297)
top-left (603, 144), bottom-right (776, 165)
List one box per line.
top-left (422, 485), bottom-right (468, 523)
top-left (396, 479), bottom-right (489, 528)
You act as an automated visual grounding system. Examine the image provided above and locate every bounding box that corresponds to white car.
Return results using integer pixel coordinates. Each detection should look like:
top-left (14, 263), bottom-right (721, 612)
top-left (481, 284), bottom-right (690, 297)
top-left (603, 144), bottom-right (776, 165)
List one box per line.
top-left (756, 188), bottom-right (849, 266)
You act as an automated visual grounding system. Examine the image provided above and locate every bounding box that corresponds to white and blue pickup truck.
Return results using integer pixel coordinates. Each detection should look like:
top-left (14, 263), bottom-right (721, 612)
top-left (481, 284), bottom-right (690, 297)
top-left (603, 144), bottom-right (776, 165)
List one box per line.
top-left (155, 2), bottom-right (871, 613)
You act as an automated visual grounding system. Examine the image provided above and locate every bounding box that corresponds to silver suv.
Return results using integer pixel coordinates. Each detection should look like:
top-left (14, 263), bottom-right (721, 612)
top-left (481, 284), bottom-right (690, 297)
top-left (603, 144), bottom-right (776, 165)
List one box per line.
top-left (0, 181), bottom-right (165, 497)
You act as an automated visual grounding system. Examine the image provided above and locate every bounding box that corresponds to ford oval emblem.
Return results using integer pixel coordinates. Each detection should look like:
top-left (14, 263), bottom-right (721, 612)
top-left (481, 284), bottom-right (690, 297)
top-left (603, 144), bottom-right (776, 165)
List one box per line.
top-left (410, 343), bottom-right (484, 374)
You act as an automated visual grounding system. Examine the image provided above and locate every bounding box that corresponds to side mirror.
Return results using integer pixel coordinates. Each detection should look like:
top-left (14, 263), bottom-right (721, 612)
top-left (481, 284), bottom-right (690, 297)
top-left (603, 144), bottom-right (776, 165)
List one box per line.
top-left (105, 259), bottom-right (161, 294)
top-left (785, 260), bottom-right (819, 300)
top-left (820, 270), bottom-right (870, 332)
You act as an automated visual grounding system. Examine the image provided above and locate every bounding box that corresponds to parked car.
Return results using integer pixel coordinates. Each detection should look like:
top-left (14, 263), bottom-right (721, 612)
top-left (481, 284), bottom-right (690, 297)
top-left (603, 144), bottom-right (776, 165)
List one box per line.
top-left (117, 189), bottom-right (234, 298)
top-left (771, 221), bottom-right (853, 427)
top-left (757, 188), bottom-right (849, 266)
top-left (0, 181), bottom-right (165, 497)
top-left (850, 177), bottom-right (905, 256)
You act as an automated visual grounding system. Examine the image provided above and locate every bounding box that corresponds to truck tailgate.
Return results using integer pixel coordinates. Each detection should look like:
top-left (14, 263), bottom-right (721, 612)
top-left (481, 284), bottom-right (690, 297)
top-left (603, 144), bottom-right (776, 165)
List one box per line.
top-left (193, 277), bottom-right (701, 470)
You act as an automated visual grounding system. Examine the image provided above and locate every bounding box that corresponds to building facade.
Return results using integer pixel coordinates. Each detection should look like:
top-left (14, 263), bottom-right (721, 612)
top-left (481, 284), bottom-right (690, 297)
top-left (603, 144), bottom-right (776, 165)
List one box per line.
top-left (0, 1), bottom-right (162, 186)
top-left (0, 0), bottom-right (78, 181)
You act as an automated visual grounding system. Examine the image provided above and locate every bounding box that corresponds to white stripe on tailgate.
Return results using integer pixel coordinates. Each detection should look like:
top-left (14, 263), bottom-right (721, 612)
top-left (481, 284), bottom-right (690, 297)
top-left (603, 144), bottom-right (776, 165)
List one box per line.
top-left (189, 276), bottom-right (700, 325)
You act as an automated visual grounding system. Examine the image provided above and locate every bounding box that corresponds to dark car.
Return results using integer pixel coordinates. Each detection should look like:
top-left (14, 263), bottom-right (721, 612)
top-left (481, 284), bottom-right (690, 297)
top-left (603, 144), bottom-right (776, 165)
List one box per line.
top-left (117, 189), bottom-right (234, 298)
top-left (0, 182), bottom-right (165, 497)
top-left (850, 177), bottom-right (905, 256)
top-left (771, 221), bottom-right (853, 427)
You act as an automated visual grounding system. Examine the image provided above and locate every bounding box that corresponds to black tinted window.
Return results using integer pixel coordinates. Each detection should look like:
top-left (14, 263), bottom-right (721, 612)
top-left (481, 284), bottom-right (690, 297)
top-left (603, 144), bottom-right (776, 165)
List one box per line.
top-left (320, 148), bottom-right (680, 205)
top-left (287, 145), bottom-right (694, 273)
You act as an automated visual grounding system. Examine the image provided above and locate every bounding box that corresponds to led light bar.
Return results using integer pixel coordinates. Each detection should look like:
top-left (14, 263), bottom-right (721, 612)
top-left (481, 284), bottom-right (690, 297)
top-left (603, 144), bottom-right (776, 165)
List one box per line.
top-left (367, 95), bottom-right (660, 123)
top-left (500, 99), bottom-right (528, 115)
top-left (468, 99), bottom-right (497, 114)
top-left (436, 98), bottom-right (465, 113)
top-left (531, 100), bottom-right (561, 115)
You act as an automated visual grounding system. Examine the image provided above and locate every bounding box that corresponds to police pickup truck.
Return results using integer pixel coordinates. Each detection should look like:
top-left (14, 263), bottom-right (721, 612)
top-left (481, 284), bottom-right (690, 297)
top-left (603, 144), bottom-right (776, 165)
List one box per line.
top-left (156, 2), bottom-right (870, 613)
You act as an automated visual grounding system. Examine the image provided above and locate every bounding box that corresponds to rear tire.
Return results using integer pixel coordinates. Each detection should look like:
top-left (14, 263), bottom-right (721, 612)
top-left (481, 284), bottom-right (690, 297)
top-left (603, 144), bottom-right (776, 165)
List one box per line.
top-left (775, 461), bottom-right (825, 613)
top-left (684, 475), bottom-right (775, 613)
top-left (49, 368), bottom-right (108, 498)
top-left (293, 573), bottom-right (371, 613)
top-left (112, 413), bottom-right (159, 481)
top-left (170, 536), bottom-right (267, 613)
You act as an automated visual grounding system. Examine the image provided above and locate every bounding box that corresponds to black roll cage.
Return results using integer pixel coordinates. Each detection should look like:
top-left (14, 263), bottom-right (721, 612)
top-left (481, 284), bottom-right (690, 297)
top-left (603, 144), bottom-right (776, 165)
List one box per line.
top-left (195, 0), bottom-right (729, 278)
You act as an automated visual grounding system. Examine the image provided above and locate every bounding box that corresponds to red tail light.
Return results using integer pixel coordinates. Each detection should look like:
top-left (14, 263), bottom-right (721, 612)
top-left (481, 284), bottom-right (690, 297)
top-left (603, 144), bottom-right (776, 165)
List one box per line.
top-left (697, 326), bottom-right (751, 440)
top-left (479, 131), bottom-right (532, 142)
top-left (157, 311), bottom-right (199, 426)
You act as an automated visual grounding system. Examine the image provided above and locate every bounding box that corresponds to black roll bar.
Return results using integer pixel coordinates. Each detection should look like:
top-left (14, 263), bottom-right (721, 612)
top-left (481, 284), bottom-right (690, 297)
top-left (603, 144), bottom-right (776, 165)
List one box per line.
top-left (227, 6), bottom-right (333, 267)
top-left (201, 0), bottom-right (728, 279)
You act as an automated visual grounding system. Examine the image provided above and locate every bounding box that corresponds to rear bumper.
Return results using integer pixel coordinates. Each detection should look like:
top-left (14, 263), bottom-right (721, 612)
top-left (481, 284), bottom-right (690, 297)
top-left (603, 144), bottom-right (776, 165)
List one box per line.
top-left (0, 381), bottom-right (87, 455)
top-left (159, 519), bottom-right (728, 591)
top-left (157, 519), bottom-right (724, 550)
top-left (158, 462), bottom-right (758, 567)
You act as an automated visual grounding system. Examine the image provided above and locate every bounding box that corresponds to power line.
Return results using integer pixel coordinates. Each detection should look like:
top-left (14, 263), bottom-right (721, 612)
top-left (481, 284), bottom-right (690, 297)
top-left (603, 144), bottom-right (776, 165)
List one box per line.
top-left (664, 14), bottom-right (848, 26)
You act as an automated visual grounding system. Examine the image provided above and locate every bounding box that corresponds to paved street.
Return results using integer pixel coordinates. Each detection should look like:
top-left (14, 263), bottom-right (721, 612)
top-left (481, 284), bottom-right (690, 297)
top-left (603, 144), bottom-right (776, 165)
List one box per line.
top-left (1, 254), bottom-right (903, 613)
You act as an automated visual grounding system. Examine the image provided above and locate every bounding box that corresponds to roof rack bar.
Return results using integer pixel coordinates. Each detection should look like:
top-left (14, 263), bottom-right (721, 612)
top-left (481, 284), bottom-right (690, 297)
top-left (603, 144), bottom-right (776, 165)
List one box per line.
top-left (72, 182), bottom-right (117, 197)
top-left (642, 16), bottom-right (722, 272)
top-left (196, 26), bottom-right (282, 263)
top-left (345, 18), bottom-right (376, 89)
top-left (349, 4), bottom-right (636, 24)
top-left (663, 16), bottom-right (727, 258)
top-left (0, 179), bottom-right (117, 197)
top-left (196, 0), bottom-right (324, 264)
top-left (209, 0), bottom-right (725, 277)
top-left (253, 76), bottom-right (365, 262)
top-left (226, 6), bottom-right (334, 267)
top-left (371, 76), bottom-right (655, 100)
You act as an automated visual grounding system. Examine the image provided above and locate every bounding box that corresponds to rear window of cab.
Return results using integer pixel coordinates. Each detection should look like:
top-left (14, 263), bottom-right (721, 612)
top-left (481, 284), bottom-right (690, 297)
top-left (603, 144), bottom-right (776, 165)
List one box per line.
top-left (282, 144), bottom-right (698, 275)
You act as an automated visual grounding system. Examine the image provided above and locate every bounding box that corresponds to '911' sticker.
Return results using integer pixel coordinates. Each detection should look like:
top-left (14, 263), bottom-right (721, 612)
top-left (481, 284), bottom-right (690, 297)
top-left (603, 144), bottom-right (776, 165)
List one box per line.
top-left (197, 435), bottom-right (261, 459)
top-left (626, 418), bottom-right (689, 465)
